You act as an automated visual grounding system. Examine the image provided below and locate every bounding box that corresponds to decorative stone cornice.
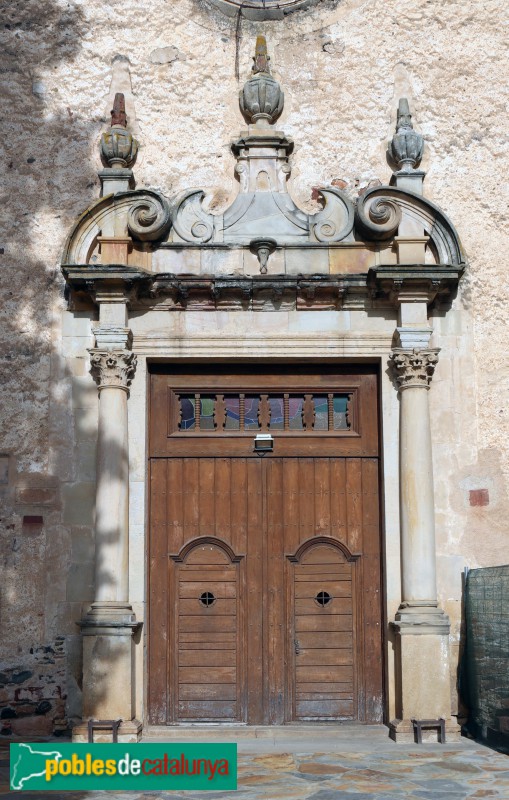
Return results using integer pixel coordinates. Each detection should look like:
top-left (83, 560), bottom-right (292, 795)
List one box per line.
top-left (390, 348), bottom-right (440, 390)
top-left (89, 350), bottom-right (137, 392)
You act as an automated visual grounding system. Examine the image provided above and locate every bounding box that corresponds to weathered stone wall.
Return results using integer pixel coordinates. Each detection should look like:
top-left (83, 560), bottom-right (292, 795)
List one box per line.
top-left (0, 0), bottom-right (507, 733)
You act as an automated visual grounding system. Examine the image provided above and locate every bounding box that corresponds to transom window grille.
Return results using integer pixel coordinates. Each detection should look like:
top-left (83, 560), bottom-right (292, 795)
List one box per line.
top-left (177, 392), bottom-right (353, 433)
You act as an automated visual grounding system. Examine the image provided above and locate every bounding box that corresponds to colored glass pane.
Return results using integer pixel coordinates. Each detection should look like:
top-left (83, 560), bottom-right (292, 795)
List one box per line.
top-left (200, 397), bottom-right (215, 430)
top-left (288, 397), bottom-right (303, 429)
top-left (314, 395), bottom-right (328, 430)
top-left (333, 395), bottom-right (349, 430)
top-left (244, 396), bottom-right (259, 430)
top-left (269, 397), bottom-right (284, 430)
top-left (224, 397), bottom-right (240, 430)
top-left (180, 397), bottom-right (196, 430)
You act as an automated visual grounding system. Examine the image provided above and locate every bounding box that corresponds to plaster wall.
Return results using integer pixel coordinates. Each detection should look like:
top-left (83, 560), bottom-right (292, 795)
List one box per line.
top-left (0, 0), bottom-right (508, 733)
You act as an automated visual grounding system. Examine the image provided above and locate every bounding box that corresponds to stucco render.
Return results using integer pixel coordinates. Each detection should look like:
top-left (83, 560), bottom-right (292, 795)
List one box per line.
top-left (0, 0), bottom-right (508, 735)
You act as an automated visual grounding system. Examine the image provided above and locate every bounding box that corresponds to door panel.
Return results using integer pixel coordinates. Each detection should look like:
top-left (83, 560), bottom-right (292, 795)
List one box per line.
top-left (289, 541), bottom-right (356, 721)
top-left (174, 541), bottom-right (243, 722)
top-left (148, 367), bottom-right (383, 725)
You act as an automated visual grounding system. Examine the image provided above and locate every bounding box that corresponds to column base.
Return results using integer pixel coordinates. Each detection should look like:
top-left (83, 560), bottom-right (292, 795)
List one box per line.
top-left (389, 717), bottom-right (461, 744)
top-left (72, 719), bottom-right (143, 743)
top-left (392, 605), bottom-right (454, 736)
top-left (80, 602), bottom-right (140, 722)
top-left (393, 603), bottom-right (451, 635)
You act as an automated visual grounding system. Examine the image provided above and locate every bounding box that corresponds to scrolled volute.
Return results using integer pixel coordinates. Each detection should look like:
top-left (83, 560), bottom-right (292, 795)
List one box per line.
top-left (127, 191), bottom-right (172, 242)
top-left (310, 186), bottom-right (355, 243)
top-left (170, 189), bottom-right (215, 244)
top-left (355, 186), bottom-right (402, 241)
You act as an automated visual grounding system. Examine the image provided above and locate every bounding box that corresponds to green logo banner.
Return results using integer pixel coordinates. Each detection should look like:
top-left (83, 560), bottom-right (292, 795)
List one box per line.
top-left (10, 742), bottom-right (237, 791)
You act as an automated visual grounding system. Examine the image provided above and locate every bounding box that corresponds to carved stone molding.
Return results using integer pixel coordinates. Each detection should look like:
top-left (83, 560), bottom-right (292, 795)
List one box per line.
top-left (89, 350), bottom-right (137, 392)
top-left (390, 348), bottom-right (439, 390)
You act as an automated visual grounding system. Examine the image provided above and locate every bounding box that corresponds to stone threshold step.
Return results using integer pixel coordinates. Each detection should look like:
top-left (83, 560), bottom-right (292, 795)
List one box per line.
top-left (143, 724), bottom-right (389, 742)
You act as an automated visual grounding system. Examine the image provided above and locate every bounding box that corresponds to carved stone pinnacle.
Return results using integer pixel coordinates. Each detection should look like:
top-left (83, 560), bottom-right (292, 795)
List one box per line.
top-left (390, 348), bottom-right (439, 390)
top-left (253, 35), bottom-right (270, 74)
top-left (89, 350), bottom-right (137, 392)
top-left (390, 97), bottom-right (424, 172)
top-left (111, 92), bottom-right (128, 127)
top-left (100, 92), bottom-right (138, 169)
top-left (240, 37), bottom-right (284, 127)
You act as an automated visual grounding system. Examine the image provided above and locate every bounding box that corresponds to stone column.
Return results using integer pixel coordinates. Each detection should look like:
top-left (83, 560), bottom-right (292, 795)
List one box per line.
top-left (389, 348), bottom-right (458, 742)
top-left (73, 319), bottom-right (141, 742)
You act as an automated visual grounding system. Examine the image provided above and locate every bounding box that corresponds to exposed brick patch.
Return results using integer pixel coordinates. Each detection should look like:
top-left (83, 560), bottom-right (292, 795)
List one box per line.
top-left (470, 488), bottom-right (489, 507)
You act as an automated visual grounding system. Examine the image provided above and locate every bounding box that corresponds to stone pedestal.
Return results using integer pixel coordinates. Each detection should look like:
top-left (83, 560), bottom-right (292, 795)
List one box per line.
top-left (389, 348), bottom-right (459, 742)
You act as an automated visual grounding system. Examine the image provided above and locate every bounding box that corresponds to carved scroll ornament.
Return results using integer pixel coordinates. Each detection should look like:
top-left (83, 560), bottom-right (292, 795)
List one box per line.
top-left (311, 187), bottom-right (355, 243)
top-left (356, 187), bottom-right (402, 241)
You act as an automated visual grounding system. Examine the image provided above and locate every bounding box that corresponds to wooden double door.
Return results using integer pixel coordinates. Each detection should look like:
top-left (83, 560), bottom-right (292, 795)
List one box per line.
top-left (148, 366), bottom-right (383, 725)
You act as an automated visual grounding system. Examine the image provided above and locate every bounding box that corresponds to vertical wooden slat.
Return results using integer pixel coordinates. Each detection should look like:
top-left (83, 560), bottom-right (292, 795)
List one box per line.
top-left (246, 459), bottom-right (263, 723)
top-left (258, 394), bottom-right (271, 430)
top-left (198, 458), bottom-right (215, 534)
top-left (298, 457), bottom-right (315, 540)
top-left (214, 394), bottom-right (226, 431)
top-left (167, 459), bottom-right (184, 553)
top-left (282, 459), bottom-right (300, 555)
top-left (330, 459), bottom-right (347, 543)
top-left (231, 458), bottom-right (248, 555)
top-left (182, 458), bottom-right (200, 542)
top-left (314, 458), bottom-right (331, 534)
top-left (215, 458), bottom-right (232, 545)
top-left (361, 457), bottom-right (383, 722)
top-left (266, 458), bottom-right (285, 723)
top-left (302, 394), bottom-right (315, 430)
top-left (346, 458), bottom-right (362, 553)
top-left (284, 393), bottom-right (290, 431)
top-left (148, 459), bottom-right (168, 724)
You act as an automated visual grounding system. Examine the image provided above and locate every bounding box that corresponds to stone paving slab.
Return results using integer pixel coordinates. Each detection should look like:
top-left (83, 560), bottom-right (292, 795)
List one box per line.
top-left (1, 737), bottom-right (508, 799)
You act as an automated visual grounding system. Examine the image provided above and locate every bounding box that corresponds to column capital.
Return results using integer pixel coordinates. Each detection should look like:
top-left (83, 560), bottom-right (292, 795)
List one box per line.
top-left (89, 349), bottom-right (137, 393)
top-left (390, 347), bottom-right (439, 390)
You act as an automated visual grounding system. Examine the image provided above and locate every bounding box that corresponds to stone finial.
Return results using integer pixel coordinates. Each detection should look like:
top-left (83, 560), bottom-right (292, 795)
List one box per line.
top-left (100, 92), bottom-right (138, 169)
top-left (239, 36), bottom-right (284, 127)
top-left (390, 98), bottom-right (424, 172)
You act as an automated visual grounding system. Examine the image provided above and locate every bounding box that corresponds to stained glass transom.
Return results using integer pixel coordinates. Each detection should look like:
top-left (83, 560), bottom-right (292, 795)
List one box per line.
top-left (177, 392), bottom-right (352, 433)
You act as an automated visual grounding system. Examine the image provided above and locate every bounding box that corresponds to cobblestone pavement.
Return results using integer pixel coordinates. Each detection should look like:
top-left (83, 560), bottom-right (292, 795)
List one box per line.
top-left (1, 734), bottom-right (508, 799)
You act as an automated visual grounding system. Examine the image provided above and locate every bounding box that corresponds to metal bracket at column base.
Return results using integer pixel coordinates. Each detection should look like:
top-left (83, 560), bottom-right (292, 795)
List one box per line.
top-left (72, 719), bottom-right (142, 743)
top-left (392, 606), bottom-right (451, 635)
top-left (389, 717), bottom-right (461, 744)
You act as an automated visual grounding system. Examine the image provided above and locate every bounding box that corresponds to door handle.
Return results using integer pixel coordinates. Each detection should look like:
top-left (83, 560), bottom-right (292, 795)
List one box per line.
top-left (294, 639), bottom-right (300, 655)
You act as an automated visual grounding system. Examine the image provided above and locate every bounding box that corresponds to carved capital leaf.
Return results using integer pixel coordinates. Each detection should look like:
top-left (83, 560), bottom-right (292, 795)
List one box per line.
top-left (390, 348), bottom-right (439, 390)
top-left (89, 350), bottom-right (137, 392)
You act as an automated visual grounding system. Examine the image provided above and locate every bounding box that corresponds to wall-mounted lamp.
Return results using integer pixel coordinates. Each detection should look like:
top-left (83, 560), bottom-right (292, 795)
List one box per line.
top-left (254, 433), bottom-right (274, 453)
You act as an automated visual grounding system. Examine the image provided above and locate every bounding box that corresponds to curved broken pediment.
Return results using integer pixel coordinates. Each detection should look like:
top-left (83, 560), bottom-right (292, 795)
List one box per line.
top-left (62, 35), bottom-right (465, 313)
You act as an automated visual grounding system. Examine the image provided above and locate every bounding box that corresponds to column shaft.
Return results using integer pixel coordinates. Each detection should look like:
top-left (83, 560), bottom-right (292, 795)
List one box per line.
top-left (399, 385), bottom-right (437, 605)
top-left (95, 386), bottom-right (129, 602)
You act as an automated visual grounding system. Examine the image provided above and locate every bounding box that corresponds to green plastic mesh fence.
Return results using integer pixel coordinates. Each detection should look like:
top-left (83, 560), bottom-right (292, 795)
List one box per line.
top-left (464, 566), bottom-right (509, 740)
